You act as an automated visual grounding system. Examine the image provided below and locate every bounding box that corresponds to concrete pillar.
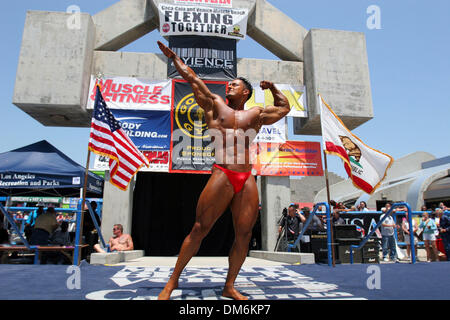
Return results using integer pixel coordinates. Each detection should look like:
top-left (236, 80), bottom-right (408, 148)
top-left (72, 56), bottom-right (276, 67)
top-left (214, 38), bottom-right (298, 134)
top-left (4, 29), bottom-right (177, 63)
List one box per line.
top-left (260, 176), bottom-right (290, 251)
top-left (295, 28), bottom-right (374, 135)
top-left (100, 172), bottom-right (135, 242)
top-left (13, 11), bottom-right (96, 127)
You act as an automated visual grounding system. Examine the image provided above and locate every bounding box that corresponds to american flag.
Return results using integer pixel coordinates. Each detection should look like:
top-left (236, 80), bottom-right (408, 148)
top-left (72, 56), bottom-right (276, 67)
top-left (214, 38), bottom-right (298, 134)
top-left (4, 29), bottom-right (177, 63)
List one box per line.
top-left (88, 85), bottom-right (149, 190)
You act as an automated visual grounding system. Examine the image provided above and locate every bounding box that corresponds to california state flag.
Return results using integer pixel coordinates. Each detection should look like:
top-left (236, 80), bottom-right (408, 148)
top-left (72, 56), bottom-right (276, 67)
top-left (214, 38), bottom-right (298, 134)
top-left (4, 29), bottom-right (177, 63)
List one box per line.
top-left (320, 95), bottom-right (393, 194)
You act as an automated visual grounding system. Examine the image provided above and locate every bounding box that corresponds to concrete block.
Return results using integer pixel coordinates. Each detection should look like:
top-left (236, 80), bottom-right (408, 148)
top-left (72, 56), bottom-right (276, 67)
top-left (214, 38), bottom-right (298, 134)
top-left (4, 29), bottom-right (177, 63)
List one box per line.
top-left (120, 250), bottom-right (144, 261)
top-left (100, 176), bottom-right (135, 242)
top-left (90, 252), bottom-right (121, 265)
top-left (249, 250), bottom-right (315, 264)
top-left (13, 11), bottom-right (96, 127)
top-left (295, 29), bottom-right (374, 135)
top-left (93, 51), bottom-right (167, 79)
top-left (260, 176), bottom-right (290, 251)
top-left (93, 0), bottom-right (158, 51)
top-left (237, 58), bottom-right (303, 85)
top-left (248, 0), bottom-right (307, 61)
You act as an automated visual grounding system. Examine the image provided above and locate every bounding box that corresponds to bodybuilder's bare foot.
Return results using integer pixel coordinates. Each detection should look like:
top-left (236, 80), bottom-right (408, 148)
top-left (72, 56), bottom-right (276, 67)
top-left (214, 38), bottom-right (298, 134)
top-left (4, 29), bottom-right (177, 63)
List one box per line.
top-left (222, 286), bottom-right (248, 300)
top-left (158, 281), bottom-right (178, 300)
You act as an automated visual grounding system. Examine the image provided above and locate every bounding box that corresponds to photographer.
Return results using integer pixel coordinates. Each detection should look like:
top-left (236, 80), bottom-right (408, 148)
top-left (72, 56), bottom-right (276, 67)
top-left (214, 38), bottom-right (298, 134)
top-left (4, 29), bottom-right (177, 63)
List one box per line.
top-left (278, 204), bottom-right (306, 246)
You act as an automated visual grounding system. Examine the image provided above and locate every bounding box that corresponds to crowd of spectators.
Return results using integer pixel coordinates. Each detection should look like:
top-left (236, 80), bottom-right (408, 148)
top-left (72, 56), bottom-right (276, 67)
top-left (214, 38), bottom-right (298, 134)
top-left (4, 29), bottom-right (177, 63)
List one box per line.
top-left (282, 200), bottom-right (450, 262)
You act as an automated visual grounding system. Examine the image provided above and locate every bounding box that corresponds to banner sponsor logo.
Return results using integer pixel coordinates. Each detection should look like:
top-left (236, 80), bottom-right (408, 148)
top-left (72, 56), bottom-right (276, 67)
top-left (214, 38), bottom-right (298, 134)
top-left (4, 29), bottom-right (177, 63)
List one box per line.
top-left (141, 151), bottom-right (170, 172)
top-left (110, 110), bottom-right (171, 150)
top-left (251, 141), bottom-right (323, 176)
top-left (174, 0), bottom-right (233, 8)
top-left (158, 3), bottom-right (248, 40)
top-left (168, 36), bottom-right (236, 80)
top-left (245, 84), bottom-right (308, 118)
top-left (171, 80), bottom-right (227, 173)
top-left (254, 119), bottom-right (286, 143)
top-left (87, 76), bottom-right (172, 111)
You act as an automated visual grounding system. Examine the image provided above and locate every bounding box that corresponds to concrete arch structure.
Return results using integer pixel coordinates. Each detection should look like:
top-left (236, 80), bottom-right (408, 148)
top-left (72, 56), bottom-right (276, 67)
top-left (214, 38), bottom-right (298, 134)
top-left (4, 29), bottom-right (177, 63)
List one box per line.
top-left (13, 0), bottom-right (375, 251)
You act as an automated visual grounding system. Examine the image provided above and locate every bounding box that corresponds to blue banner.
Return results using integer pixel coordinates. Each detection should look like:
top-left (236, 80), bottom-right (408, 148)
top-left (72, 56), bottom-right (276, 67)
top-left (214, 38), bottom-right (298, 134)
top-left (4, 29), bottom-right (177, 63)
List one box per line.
top-left (110, 109), bottom-right (171, 151)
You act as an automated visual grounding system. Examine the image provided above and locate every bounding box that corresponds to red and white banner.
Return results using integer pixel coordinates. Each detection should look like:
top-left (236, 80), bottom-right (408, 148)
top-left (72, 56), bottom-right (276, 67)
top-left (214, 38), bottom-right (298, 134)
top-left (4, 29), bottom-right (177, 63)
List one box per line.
top-left (87, 76), bottom-right (172, 111)
top-left (320, 95), bottom-right (393, 194)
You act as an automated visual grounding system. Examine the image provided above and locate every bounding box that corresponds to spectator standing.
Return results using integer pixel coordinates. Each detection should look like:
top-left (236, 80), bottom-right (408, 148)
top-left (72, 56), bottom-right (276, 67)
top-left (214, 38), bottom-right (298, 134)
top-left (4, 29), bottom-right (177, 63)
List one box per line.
top-left (278, 204), bottom-right (305, 245)
top-left (437, 209), bottom-right (450, 261)
top-left (358, 201), bottom-right (369, 212)
top-left (30, 207), bottom-right (58, 245)
top-left (402, 211), bottom-right (418, 260)
top-left (82, 201), bottom-right (101, 260)
top-left (332, 211), bottom-right (345, 225)
top-left (418, 211), bottom-right (439, 262)
top-left (381, 202), bottom-right (398, 262)
top-left (302, 206), bottom-right (324, 231)
top-left (25, 205), bottom-right (44, 242)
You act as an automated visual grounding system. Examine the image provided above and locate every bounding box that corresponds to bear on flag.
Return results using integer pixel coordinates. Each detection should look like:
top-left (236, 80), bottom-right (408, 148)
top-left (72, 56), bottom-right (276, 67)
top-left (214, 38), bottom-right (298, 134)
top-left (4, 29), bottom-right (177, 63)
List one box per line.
top-left (320, 94), bottom-right (393, 194)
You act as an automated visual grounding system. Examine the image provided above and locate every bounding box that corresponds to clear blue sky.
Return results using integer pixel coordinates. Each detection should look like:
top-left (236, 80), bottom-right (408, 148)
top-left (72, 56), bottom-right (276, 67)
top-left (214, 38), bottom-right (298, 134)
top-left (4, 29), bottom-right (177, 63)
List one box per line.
top-left (1, 1), bottom-right (449, 178)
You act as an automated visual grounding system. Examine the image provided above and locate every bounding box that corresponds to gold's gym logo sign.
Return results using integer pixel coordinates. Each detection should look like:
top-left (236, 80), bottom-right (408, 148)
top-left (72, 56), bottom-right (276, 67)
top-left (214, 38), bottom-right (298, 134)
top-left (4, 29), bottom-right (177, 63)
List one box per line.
top-left (175, 93), bottom-right (209, 139)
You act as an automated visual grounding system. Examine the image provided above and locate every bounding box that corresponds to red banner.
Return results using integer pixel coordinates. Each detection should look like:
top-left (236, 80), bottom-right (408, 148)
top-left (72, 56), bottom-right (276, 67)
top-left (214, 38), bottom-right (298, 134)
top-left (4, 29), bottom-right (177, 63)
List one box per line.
top-left (251, 141), bottom-right (323, 176)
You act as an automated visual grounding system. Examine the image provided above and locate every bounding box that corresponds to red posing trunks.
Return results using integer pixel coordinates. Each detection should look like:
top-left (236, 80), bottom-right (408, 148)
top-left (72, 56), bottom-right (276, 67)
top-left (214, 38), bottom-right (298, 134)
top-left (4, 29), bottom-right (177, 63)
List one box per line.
top-left (213, 164), bottom-right (252, 194)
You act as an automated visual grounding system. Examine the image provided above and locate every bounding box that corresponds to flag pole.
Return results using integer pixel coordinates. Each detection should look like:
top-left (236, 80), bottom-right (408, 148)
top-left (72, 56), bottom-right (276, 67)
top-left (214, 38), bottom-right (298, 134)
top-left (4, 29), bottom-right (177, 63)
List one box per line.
top-left (323, 150), bottom-right (336, 267)
top-left (319, 93), bottom-right (336, 267)
top-left (75, 75), bottom-right (102, 265)
top-left (75, 150), bottom-right (91, 264)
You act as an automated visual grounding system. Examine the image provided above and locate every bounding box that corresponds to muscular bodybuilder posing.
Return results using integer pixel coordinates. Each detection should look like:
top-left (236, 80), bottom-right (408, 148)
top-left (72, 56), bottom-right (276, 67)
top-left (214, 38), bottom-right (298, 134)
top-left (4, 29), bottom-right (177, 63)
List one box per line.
top-left (157, 41), bottom-right (290, 300)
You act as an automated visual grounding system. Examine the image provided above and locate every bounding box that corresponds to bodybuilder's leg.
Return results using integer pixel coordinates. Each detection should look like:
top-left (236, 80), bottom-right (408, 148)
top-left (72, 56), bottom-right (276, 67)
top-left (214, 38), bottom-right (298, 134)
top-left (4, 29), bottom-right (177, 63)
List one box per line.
top-left (223, 176), bottom-right (259, 300)
top-left (158, 167), bottom-right (234, 300)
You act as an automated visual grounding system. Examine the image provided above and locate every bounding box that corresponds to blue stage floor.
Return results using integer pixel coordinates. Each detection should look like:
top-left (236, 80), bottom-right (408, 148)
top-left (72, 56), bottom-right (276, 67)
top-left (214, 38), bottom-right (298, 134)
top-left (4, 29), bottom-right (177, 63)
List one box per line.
top-left (1, 261), bottom-right (449, 300)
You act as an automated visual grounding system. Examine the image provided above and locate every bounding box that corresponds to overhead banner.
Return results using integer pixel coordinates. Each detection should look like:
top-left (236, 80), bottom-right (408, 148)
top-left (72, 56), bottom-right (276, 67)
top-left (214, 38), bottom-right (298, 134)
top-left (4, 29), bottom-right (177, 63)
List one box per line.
top-left (251, 141), bottom-right (323, 176)
top-left (110, 109), bottom-right (171, 151)
top-left (245, 84), bottom-right (308, 118)
top-left (174, 0), bottom-right (233, 8)
top-left (159, 3), bottom-right (248, 40)
top-left (87, 76), bottom-right (172, 111)
top-left (170, 79), bottom-right (227, 173)
top-left (168, 35), bottom-right (237, 80)
top-left (254, 119), bottom-right (286, 144)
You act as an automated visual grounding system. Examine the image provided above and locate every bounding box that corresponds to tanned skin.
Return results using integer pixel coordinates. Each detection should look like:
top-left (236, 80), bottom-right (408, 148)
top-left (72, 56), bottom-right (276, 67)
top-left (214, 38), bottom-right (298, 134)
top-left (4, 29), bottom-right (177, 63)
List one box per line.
top-left (157, 41), bottom-right (290, 300)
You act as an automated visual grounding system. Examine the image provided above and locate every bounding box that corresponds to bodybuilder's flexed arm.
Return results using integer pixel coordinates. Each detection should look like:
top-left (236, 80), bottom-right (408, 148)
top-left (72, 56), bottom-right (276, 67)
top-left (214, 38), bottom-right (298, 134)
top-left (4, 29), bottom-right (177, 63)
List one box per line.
top-left (259, 81), bottom-right (290, 125)
top-left (158, 41), bottom-right (219, 112)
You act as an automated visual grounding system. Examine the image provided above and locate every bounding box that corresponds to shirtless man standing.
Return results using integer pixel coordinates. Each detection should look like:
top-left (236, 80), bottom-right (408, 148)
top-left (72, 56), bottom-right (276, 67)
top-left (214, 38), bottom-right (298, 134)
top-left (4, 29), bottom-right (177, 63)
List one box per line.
top-left (157, 41), bottom-right (290, 300)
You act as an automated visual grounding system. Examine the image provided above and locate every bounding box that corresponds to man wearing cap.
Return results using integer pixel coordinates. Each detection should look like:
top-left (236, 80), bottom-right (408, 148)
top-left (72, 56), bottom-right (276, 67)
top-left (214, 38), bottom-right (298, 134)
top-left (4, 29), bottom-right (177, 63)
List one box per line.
top-left (278, 204), bottom-right (306, 247)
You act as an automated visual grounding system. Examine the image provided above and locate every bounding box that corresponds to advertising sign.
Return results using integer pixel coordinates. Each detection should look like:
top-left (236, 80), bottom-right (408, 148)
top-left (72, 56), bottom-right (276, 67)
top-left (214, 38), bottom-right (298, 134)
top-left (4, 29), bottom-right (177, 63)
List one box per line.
top-left (251, 141), bottom-right (323, 176)
top-left (159, 3), bottom-right (248, 40)
top-left (141, 151), bottom-right (170, 172)
top-left (168, 35), bottom-right (237, 80)
top-left (110, 109), bottom-right (171, 151)
top-left (254, 119), bottom-right (286, 143)
top-left (170, 80), bottom-right (227, 173)
top-left (87, 76), bottom-right (172, 111)
top-left (245, 83), bottom-right (308, 118)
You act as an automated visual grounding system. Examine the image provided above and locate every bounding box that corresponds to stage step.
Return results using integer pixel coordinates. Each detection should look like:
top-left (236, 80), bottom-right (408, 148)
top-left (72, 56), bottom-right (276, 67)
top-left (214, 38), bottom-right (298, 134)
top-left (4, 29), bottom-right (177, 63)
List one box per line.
top-left (249, 250), bottom-right (315, 265)
top-left (90, 250), bottom-right (144, 265)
